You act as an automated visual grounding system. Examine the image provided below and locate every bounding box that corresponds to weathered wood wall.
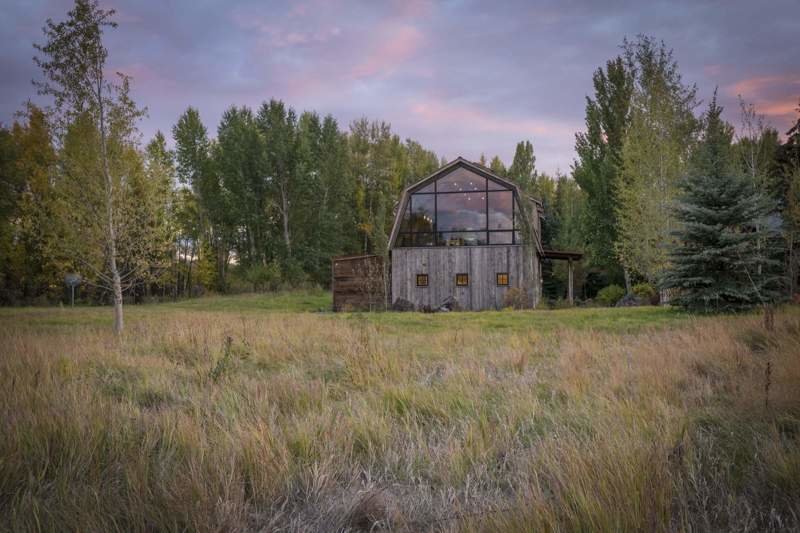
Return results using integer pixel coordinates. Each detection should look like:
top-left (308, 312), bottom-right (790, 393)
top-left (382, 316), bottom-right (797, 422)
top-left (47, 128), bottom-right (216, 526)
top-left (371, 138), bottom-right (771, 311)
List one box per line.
top-left (391, 245), bottom-right (540, 311)
top-left (331, 255), bottom-right (385, 311)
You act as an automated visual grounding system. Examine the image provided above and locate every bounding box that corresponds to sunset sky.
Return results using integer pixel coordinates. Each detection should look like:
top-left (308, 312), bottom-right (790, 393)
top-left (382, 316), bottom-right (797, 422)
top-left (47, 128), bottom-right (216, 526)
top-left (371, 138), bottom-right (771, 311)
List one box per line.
top-left (2, 0), bottom-right (798, 174)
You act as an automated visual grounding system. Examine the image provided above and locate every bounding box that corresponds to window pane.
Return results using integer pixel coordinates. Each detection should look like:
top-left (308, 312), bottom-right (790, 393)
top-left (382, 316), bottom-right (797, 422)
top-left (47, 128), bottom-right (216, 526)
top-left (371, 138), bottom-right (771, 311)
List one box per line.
top-left (436, 167), bottom-right (486, 192)
top-left (489, 231), bottom-right (513, 244)
top-left (437, 192), bottom-right (486, 232)
top-left (487, 178), bottom-right (509, 191)
top-left (414, 233), bottom-right (436, 246)
top-left (456, 273), bottom-right (469, 286)
top-left (399, 203), bottom-right (411, 232)
top-left (415, 182), bottom-right (435, 193)
top-left (438, 231), bottom-right (487, 246)
top-left (410, 194), bottom-right (435, 232)
top-left (513, 198), bottom-right (524, 230)
top-left (416, 274), bottom-right (428, 287)
top-left (496, 272), bottom-right (509, 286)
top-left (488, 191), bottom-right (513, 230)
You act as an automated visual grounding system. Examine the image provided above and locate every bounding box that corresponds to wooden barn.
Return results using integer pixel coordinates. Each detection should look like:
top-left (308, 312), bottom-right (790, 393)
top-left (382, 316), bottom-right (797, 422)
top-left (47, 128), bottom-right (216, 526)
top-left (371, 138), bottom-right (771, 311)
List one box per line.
top-left (332, 157), bottom-right (581, 311)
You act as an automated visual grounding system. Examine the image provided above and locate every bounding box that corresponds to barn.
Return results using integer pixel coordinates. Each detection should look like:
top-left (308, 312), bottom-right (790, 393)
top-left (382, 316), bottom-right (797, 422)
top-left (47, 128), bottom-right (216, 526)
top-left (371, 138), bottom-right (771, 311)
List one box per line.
top-left (332, 157), bottom-right (581, 311)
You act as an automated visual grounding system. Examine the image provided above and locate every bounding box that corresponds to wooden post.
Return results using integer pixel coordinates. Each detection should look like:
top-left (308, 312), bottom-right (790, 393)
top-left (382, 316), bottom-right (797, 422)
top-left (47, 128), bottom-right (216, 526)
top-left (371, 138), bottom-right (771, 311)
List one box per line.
top-left (567, 258), bottom-right (574, 305)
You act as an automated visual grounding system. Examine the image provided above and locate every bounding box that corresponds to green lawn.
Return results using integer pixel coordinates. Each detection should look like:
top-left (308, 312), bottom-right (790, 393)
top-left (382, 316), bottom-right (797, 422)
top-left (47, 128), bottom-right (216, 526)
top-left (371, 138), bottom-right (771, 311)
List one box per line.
top-left (0, 289), bottom-right (691, 334)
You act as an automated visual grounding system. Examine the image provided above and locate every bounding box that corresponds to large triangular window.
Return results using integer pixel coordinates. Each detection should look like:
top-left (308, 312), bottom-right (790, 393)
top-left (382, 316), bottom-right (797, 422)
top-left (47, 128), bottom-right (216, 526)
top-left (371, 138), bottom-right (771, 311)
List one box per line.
top-left (396, 166), bottom-right (525, 247)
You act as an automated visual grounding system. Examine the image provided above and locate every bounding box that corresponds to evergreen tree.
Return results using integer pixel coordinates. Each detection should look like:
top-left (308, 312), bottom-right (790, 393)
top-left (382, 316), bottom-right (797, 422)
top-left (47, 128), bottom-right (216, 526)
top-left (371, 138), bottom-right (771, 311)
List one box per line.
top-left (662, 96), bottom-right (783, 312)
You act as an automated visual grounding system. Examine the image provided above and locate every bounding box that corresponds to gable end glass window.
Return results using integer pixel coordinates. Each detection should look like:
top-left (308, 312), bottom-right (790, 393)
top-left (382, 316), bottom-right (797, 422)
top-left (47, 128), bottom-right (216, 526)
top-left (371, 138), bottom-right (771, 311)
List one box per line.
top-left (396, 166), bottom-right (525, 247)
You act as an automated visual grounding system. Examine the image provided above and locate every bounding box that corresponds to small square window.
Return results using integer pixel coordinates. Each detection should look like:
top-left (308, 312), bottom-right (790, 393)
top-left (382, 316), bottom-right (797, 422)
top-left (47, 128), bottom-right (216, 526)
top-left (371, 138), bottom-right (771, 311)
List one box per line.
top-left (416, 274), bottom-right (428, 287)
top-left (496, 272), bottom-right (509, 286)
top-left (455, 273), bottom-right (469, 286)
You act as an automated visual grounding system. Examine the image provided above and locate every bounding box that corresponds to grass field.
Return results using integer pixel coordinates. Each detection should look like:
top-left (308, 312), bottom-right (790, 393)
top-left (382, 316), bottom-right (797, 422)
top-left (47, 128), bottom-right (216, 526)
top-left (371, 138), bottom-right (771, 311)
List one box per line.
top-left (1, 293), bottom-right (799, 531)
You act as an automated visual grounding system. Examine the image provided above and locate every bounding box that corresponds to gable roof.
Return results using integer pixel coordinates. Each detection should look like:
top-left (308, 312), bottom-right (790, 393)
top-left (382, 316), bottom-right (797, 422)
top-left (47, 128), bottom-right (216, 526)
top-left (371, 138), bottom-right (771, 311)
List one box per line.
top-left (388, 157), bottom-right (544, 253)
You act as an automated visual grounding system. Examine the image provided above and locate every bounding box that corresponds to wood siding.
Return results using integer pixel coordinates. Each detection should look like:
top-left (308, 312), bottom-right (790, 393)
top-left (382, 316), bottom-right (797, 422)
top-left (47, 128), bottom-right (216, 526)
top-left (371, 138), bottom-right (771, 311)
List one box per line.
top-left (391, 245), bottom-right (540, 311)
top-left (332, 255), bottom-right (385, 311)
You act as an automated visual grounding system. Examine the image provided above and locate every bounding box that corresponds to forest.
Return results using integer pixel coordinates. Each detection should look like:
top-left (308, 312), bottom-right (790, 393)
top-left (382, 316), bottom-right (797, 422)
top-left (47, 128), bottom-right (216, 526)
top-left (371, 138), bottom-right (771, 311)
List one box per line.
top-left (1, 1), bottom-right (799, 324)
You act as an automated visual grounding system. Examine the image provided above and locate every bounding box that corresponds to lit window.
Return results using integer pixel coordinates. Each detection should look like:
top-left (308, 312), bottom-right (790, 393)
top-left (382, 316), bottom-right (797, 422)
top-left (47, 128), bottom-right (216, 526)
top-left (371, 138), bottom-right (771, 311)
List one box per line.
top-left (496, 272), bottom-right (509, 286)
top-left (416, 274), bottom-right (428, 287)
top-left (456, 273), bottom-right (469, 286)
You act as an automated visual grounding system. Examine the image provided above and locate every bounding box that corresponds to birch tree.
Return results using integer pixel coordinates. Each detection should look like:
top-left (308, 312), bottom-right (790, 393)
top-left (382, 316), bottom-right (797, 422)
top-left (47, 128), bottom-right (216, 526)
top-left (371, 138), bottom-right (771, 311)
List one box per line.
top-left (615, 36), bottom-right (698, 289)
top-left (35, 0), bottom-right (145, 333)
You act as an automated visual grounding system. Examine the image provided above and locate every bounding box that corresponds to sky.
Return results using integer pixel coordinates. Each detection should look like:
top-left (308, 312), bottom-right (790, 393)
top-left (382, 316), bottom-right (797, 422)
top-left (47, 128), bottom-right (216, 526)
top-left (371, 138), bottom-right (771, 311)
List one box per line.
top-left (1, 0), bottom-right (798, 175)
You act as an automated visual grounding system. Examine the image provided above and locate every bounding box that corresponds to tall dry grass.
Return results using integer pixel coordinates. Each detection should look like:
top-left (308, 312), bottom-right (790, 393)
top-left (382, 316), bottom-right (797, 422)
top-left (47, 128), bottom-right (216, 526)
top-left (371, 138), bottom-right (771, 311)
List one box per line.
top-left (1, 308), bottom-right (799, 531)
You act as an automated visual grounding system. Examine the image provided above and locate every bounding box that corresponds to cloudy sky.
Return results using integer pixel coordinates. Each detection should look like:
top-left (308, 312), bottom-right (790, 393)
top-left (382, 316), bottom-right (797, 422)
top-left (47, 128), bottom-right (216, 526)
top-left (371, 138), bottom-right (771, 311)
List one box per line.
top-left (2, 0), bottom-right (798, 174)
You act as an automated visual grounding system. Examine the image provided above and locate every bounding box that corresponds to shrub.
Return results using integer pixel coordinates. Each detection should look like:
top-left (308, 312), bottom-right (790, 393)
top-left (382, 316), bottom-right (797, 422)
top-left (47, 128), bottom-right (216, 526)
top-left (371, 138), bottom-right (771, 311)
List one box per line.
top-left (503, 288), bottom-right (530, 309)
top-left (281, 259), bottom-right (309, 288)
top-left (245, 263), bottom-right (282, 292)
top-left (596, 284), bottom-right (625, 306)
top-left (632, 283), bottom-right (658, 304)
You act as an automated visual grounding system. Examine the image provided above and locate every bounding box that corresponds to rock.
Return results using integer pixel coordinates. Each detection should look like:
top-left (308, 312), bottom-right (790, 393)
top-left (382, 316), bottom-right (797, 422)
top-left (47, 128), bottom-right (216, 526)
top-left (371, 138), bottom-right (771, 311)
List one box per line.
top-left (438, 296), bottom-right (461, 312)
top-left (615, 293), bottom-right (647, 307)
top-left (391, 298), bottom-right (415, 312)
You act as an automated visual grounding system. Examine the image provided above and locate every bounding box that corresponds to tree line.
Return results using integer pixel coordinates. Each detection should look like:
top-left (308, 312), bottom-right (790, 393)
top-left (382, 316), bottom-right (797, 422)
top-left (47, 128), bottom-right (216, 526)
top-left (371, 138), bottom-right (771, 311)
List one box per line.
top-left (1, 1), bottom-right (798, 329)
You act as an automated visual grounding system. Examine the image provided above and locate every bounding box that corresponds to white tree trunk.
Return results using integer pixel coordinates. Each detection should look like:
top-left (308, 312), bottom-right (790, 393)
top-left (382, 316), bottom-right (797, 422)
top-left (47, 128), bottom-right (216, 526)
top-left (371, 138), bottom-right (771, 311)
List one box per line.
top-left (98, 80), bottom-right (124, 334)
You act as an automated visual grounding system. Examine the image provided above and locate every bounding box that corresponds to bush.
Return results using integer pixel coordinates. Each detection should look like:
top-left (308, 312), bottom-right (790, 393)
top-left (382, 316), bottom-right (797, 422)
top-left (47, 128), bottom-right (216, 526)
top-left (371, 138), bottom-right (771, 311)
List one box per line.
top-left (632, 283), bottom-right (658, 304)
top-left (245, 263), bottom-right (282, 292)
top-left (281, 259), bottom-right (309, 288)
top-left (503, 288), bottom-right (530, 309)
top-left (596, 284), bottom-right (625, 306)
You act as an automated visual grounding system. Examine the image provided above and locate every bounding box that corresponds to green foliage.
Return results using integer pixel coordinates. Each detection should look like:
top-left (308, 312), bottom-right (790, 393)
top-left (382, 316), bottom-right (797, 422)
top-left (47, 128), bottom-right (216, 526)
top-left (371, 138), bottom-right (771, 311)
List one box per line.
top-left (662, 95), bottom-right (785, 312)
top-left (616, 36), bottom-right (699, 284)
top-left (489, 155), bottom-right (507, 177)
top-left (632, 283), bottom-right (657, 302)
top-left (244, 263), bottom-right (282, 292)
top-left (596, 284), bottom-right (625, 306)
top-left (508, 140), bottom-right (536, 194)
top-left (573, 55), bottom-right (632, 281)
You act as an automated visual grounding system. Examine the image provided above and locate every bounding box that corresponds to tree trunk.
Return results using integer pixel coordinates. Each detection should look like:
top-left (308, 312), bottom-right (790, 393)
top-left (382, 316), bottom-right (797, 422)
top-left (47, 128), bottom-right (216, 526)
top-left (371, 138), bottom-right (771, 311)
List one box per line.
top-left (623, 268), bottom-right (632, 293)
top-left (98, 80), bottom-right (124, 335)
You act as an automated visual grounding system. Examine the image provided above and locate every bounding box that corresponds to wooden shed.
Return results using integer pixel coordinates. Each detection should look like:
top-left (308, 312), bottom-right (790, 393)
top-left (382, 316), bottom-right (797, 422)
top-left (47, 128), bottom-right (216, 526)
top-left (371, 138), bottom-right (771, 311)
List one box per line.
top-left (331, 254), bottom-right (385, 311)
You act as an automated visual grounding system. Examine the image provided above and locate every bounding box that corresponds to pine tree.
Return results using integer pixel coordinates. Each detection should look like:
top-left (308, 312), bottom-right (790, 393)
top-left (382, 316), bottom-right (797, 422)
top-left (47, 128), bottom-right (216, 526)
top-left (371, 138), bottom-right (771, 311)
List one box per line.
top-left (662, 95), bottom-right (783, 312)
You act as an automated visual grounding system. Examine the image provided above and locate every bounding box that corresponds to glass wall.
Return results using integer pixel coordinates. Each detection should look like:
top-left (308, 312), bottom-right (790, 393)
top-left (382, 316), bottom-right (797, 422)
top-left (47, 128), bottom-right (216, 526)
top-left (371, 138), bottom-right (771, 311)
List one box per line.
top-left (395, 166), bottom-right (525, 247)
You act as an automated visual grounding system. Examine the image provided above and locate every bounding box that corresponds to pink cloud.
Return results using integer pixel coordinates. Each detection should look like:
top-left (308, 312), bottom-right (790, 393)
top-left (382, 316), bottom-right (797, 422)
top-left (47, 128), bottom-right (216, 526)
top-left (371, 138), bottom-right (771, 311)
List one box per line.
top-left (729, 74), bottom-right (800, 96)
top-left (350, 25), bottom-right (423, 79)
top-left (727, 74), bottom-right (800, 123)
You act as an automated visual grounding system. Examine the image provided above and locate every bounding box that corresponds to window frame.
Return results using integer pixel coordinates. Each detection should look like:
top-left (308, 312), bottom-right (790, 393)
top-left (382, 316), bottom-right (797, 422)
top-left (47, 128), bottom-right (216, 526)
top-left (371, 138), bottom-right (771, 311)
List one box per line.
top-left (396, 166), bottom-right (525, 248)
top-left (496, 272), bottom-right (509, 286)
top-left (455, 273), bottom-right (469, 287)
top-left (416, 273), bottom-right (429, 287)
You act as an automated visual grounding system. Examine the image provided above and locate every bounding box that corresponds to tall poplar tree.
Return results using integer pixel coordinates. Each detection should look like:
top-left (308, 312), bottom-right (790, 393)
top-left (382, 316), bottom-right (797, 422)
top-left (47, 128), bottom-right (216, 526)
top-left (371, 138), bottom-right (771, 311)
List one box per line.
top-left (508, 140), bottom-right (537, 194)
top-left (573, 56), bottom-right (633, 283)
top-left (615, 36), bottom-right (698, 288)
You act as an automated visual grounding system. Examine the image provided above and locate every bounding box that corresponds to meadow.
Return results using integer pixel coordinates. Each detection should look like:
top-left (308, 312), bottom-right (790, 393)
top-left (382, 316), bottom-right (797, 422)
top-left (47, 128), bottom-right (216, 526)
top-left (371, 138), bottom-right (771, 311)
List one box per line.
top-left (1, 292), bottom-right (799, 531)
